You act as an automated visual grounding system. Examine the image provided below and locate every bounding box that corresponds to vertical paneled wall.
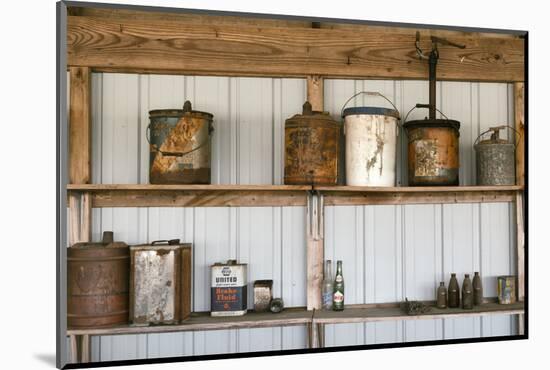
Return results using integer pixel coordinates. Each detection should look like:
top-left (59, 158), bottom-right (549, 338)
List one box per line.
top-left (69, 73), bottom-right (516, 361)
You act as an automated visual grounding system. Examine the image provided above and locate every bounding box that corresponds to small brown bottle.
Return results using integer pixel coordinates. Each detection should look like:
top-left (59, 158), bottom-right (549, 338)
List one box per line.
top-left (436, 282), bottom-right (447, 309)
top-left (462, 274), bottom-right (473, 309)
top-left (448, 273), bottom-right (460, 308)
top-left (473, 272), bottom-right (483, 306)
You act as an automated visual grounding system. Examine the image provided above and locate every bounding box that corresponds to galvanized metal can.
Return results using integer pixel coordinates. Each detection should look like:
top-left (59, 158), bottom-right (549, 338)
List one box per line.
top-left (474, 126), bottom-right (517, 185)
top-left (129, 240), bottom-right (192, 325)
top-left (284, 101), bottom-right (340, 185)
top-left (148, 100), bottom-right (213, 184)
top-left (497, 275), bottom-right (517, 305)
top-left (404, 118), bottom-right (460, 186)
top-left (342, 92), bottom-right (400, 186)
top-left (67, 231), bottom-right (130, 328)
top-left (211, 260), bottom-right (248, 317)
top-left (254, 280), bottom-right (273, 312)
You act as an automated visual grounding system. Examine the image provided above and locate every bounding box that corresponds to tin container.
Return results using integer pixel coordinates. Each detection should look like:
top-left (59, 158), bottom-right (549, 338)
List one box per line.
top-left (284, 101), bottom-right (340, 185)
top-left (148, 100), bottom-right (213, 184)
top-left (474, 126), bottom-right (517, 185)
top-left (497, 275), bottom-right (517, 305)
top-left (342, 92), bottom-right (400, 186)
top-left (67, 231), bottom-right (130, 328)
top-left (404, 118), bottom-right (460, 186)
top-left (211, 260), bottom-right (248, 317)
top-left (129, 240), bottom-right (192, 325)
top-left (254, 280), bottom-right (273, 312)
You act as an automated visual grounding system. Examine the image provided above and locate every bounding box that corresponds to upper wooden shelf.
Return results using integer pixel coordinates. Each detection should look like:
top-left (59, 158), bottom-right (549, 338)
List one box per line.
top-left (67, 184), bottom-right (310, 207)
top-left (315, 185), bottom-right (523, 206)
top-left (67, 7), bottom-right (525, 82)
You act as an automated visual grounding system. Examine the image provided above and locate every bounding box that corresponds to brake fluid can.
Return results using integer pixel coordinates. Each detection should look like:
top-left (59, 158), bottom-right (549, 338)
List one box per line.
top-left (210, 260), bottom-right (248, 317)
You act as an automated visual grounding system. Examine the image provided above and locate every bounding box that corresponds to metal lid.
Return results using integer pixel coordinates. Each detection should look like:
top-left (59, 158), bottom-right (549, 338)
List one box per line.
top-left (149, 100), bottom-right (213, 120)
top-left (286, 101), bottom-right (339, 126)
top-left (403, 118), bottom-right (460, 131)
top-left (342, 106), bottom-right (400, 119)
top-left (70, 231), bottom-right (128, 249)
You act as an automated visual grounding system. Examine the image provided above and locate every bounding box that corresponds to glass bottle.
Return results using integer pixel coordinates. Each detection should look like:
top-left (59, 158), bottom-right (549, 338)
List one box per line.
top-left (448, 273), bottom-right (460, 308)
top-left (462, 274), bottom-right (473, 309)
top-left (436, 282), bottom-right (447, 309)
top-left (322, 260), bottom-right (334, 310)
top-left (473, 272), bottom-right (483, 306)
top-left (333, 260), bottom-right (344, 311)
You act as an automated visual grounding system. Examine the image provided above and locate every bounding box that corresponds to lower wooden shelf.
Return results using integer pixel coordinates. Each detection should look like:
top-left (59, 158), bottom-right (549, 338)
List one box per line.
top-left (313, 301), bottom-right (524, 324)
top-left (67, 307), bottom-right (312, 336)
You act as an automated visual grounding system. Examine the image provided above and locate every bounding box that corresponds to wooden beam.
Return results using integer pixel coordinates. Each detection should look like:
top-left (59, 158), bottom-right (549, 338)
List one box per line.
top-left (69, 66), bottom-right (92, 184)
top-left (67, 16), bottom-right (524, 82)
top-left (307, 194), bottom-right (324, 311)
top-left (68, 194), bottom-right (80, 246)
top-left (307, 76), bottom-right (324, 111)
top-left (80, 192), bottom-right (92, 242)
top-left (515, 82), bottom-right (525, 186)
top-left (69, 335), bottom-right (78, 363)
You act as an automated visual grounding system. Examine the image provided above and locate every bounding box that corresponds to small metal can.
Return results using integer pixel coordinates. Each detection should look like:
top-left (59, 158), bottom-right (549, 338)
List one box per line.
top-left (254, 280), bottom-right (273, 312)
top-left (211, 260), bottom-right (248, 317)
top-left (497, 275), bottom-right (517, 305)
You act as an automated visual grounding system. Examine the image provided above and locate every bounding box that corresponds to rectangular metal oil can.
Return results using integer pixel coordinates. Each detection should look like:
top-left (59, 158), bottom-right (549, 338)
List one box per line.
top-left (210, 260), bottom-right (247, 317)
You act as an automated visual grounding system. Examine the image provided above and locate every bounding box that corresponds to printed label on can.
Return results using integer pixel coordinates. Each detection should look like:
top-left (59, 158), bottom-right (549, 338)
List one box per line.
top-left (211, 263), bottom-right (247, 315)
top-left (414, 139), bottom-right (438, 177)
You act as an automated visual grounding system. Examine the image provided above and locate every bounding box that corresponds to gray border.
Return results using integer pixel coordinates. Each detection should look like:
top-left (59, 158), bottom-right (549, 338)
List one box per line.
top-left (57, 1), bottom-right (68, 368)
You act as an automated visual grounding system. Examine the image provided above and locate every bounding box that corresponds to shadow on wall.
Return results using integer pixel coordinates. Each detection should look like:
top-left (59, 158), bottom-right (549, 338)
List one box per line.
top-left (34, 353), bottom-right (56, 367)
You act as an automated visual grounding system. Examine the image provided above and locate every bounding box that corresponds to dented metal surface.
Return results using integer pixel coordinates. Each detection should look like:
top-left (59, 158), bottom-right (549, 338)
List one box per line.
top-left (67, 231), bottom-right (130, 328)
top-left (284, 101), bottom-right (340, 185)
top-left (475, 126), bottom-right (516, 185)
top-left (254, 280), bottom-right (273, 312)
top-left (148, 100), bottom-right (213, 184)
top-left (129, 240), bottom-right (192, 326)
top-left (404, 121), bottom-right (460, 186)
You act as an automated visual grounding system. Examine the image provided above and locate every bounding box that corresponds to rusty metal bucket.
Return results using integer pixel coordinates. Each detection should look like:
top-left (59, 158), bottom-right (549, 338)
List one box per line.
top-left (403, 107), bottom-right (460, 186)
top-left (474, 125), bottom-right (519, 185)
top-left (148, 100), bottom-right (213, 184)
top-left (67, 231), bottom-right (130, 328)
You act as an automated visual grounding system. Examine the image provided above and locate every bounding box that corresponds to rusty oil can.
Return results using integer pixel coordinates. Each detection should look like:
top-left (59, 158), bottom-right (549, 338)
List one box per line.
top-left (67, 231), bottom-right (130, 328)
top-left (284, 101), bottom-right (340, 185)
top-left (474, 126), bottom-right (518, 185)
top-left (254, 280), bottom-right (273, 312)
top-left (129, 240), bottom-right (192, 325)
top-left (211, 260), bottom-right (248, 317)
top-left (148, 100), bottom-right (213, 184)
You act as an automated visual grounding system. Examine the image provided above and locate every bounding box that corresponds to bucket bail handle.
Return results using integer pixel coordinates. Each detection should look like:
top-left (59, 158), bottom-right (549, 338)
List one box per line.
top-left (474, 125), bottom-right (522, 147)
top-left (340, 91), bottom-right (400, 120)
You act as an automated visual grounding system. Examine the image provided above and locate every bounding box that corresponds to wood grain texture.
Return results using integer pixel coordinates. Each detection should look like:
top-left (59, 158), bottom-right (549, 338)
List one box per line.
top-left (69, 67), bottom-right (91, 184)
top-left (67, 16), bottom-right (524, 81)
top-left (67, 184), bottom-right (311, 191)
top-left (68, 194), bottom-right (80, 245)
top-left (313, 302), bottom-right (524, 324)
top-left (307, 195), bottom-right (324, 311)
top-left (67, 307), bottom-right (312, 336)
top-left (516, 192), bottom-right (525, 302)
top-left (515, 82), bottom-right (525, 186)
top-left (80, 192), bottom-right (92, 242)
top-left (307, 76), bottom-right (324, 111)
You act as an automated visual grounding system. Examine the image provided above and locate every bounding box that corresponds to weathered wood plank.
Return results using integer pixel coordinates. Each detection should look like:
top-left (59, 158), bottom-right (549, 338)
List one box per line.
top-left (80, 192), bottom-right (92, 242)
top-left (515, 82), bottom-right (525, 186)
top-left (307, 75), bottom-right (324, 111)
top-left (79, 190), bottom-right (307, 207)
top-left (67, 16), bottom-right (524, 81)
top-left (68, 194), bottom-right (80, 245)
top-left (69, 66), bottom-right (91, 184)
top-left (516, 192), bottom-right (525, 302)
top-left (315, 185), bottom-right (523, 192)
top-left (67, 307), bottom-right (312, 336)
top-left (307, 194), bottom-right (324, 310)
top-left (69, 335), bottom-right (78, 363)
top-left (67, 184), bottom-right (310, 191)
top-left (313, 301), bottom-right (524, 324)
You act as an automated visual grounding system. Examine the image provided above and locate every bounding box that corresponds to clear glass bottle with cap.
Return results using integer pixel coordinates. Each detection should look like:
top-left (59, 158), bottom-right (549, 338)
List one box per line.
top-left (322, 260), bottom-right (334, 310)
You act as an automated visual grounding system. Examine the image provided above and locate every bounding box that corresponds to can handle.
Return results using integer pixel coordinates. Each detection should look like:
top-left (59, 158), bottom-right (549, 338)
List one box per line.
top-left (151, 239), bottom-right (181, 246)
top-left (340, 91), bottom-right (401, 120)
top-left (474, 125), bottom-right (522, 147)
top-left (403, 104), bottom-right (450, 123)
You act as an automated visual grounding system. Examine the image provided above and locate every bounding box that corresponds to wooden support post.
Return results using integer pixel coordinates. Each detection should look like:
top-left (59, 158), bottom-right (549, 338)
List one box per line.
top-left (307, 193), bottom-right (324, 311)
top-left (514, 82), bottom-right (525, 187)
top-left (81, 193), bottom-right (92, 242)
top-left (307, 76), bottom-right (324, 111)
top-left (68, 194), bottom-right (80, 246)
top-left (80, 334), bottom-right (91, 363)
top-left (69, 66), bottom-right (92, 185)
top-left (310, 318), bottom-right (319, 348)
top-left (69, 335), bottom-right (78, 363)
top-left (318, 323), bottom-right (325, 348)
top-left (516, 192), bottom-right (525, 335)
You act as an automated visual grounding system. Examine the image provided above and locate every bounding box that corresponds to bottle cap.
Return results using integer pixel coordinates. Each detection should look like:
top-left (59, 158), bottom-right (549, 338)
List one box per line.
top-left (451, 273), bottom-right (456, 276)
top-left (465, 274), bottom-right (470, 278)
top-left (440, 282), bottom-right (445, 286)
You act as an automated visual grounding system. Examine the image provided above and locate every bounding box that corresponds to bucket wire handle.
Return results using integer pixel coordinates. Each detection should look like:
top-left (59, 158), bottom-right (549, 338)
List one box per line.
top-left (146, 101), bottom-right (214, 158)
top-left (151, 239), bottom-right (181, 246)
top-left (474, 125), bottom-right (522, 147)
top-left (340, 91), bottom-right (401, 120)
top-left (403, 104), bottom-right (449, 123)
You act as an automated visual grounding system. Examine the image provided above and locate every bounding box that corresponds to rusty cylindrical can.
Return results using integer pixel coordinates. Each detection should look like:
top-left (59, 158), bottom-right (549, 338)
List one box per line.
top-left (254, 280), bottom-right (273, 312)
top-left (67, 231), bottom-right (130, 328)
top-left (403, 107), bottom-right (460, 186)
top-left (284, 101), bottom-right (340, 185)
top-left (342, 92), bottom-right (400, 186)
top-left (474, 126), bottom-right (518, 185)
top-left (129, 240), bottom-right (192, 326)
top-left (148, 100), bottom-right (213, 184)
top-left (497, 275), bottom-right (517, 304)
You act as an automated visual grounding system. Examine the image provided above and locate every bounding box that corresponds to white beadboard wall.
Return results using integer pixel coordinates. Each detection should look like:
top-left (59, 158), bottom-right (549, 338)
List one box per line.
top-left (67, 73), bottom-right (517, 362)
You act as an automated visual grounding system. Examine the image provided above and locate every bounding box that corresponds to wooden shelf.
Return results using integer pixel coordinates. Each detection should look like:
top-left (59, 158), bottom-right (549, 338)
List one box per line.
top-left (313, 301), bottom-right (524, 324)
top-left (67, 307), bottom-right (312, 336)
top-left (315, 185), bottom-right (523, 206)
top-left (67, 184), bottom-right (311, 207)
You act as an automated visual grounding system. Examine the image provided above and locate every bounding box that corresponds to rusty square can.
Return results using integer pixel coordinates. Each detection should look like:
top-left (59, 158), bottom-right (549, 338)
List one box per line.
top-left (129, 240), bottom-right (192, 325)
top-left (211, 260), bottom-right (247, 317)
top-left (497, 275), bottom-right (517, 305)
top-left (254, 280), bottom-right (273, 312)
